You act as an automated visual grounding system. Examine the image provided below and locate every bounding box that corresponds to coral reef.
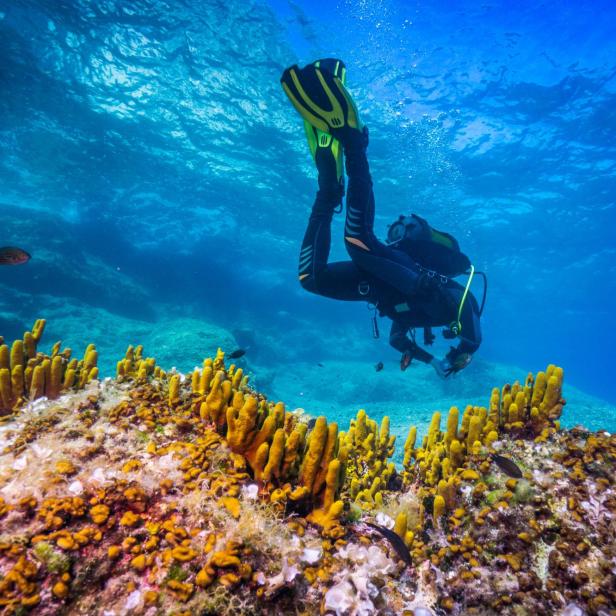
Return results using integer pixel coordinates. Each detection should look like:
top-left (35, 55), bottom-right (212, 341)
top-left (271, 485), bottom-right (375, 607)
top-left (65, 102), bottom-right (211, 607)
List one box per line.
top-left (0, 320), bottom-right (98, 416)
top-left (0, 321), bottom-right (614, 615)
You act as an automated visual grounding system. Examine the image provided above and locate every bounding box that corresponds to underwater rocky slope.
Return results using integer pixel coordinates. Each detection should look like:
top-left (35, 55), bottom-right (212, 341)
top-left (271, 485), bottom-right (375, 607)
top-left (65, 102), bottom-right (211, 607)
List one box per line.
top-left (0, 321), bottom-right (614, 615)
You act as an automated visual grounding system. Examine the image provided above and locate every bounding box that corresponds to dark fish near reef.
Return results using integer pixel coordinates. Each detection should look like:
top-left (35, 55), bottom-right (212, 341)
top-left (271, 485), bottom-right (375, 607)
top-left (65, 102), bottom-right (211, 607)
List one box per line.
top-left (0, 246), bottom-right (30, 265)
top-left (491, 453), bottom-right (523, 478)
top-left (228, 348), bottom-right (246, 359)
top-left (375, 361), bottom-right (384, 372)
top-left (363, 522), bottom-right (412, 567)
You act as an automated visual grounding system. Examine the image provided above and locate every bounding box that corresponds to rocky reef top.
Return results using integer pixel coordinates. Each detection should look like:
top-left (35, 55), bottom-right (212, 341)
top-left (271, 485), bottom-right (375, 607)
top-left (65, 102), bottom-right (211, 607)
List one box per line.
top-left (0, 321), bottom-right (614, 615)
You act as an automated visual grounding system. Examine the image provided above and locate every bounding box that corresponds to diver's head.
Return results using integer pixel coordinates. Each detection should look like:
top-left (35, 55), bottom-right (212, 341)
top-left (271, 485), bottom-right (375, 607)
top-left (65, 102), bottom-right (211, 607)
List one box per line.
top-left (386, 215), bottom-right (419, 246)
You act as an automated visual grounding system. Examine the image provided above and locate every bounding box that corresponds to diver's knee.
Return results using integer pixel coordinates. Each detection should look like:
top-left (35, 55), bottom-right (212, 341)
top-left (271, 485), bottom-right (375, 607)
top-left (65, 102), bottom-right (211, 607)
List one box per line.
top-left (299, 274), bottom-right (317, 294)
top-left (344, 235), bottom-right (372, 253)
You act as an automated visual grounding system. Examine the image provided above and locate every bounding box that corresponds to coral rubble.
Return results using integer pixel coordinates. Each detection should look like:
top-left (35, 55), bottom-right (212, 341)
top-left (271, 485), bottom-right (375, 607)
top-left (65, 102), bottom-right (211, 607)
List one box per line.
top-left (0, 321), bottom-right (614, 615)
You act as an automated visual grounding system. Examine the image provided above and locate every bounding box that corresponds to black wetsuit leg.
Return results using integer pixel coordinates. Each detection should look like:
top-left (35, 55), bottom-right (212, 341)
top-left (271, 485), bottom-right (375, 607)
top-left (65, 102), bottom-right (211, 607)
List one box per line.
top-left (389, 320), bottom-right (434, 363)
top-left (298, 189), bottom-right (367, 301)
top-left (342, 131), bottom-right (424, 296)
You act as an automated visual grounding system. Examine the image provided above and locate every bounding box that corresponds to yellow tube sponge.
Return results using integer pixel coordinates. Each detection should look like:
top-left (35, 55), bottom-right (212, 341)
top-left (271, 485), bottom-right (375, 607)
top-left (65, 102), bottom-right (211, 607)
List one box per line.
top-left (508, 403), bottom-right (519, 424)
top-left (433, 494), bottom-right (446, 526)
top-left (32, 318), bottom-right (46, 343)
top-left (201, 371), bottom-right (227, 426)
top-left (298, 417), bottom-right (328, 494)
top-left (542, 368), bottom-right (563, 415)
top-left (11, 365), bottom-right (24, 403)
top-left (79, 348), bottom-right (98, 388)
top-left (23, 331), bottom-right (36, 360)
top-left (322, 458), bottom-right (341, 511)
top-left (281, 424), bottom-right (307, 478)
top-left (427, 412), bottom-right (441, 449)
top-left (251, 442), bottom-right (270, 482)
top-left (30, 365), bottom-right (45, 400)
top-left (10, 340), bottom-right (24, 373)
top-left (531, 372), bottom-right (547, 408)
top-left (231, 367), bottom-right (243, 390)
top-left (226, 395), bottom-right (261, 449)
top-left (403, 426), bottom-right (417, 469)
top-left (466, 416), bottom-right (481, 451)
top-left (488, 387), bottom-right (500, 426)
top-left (445, 407), bottom-right (459, 448)
top-left (449, 439), bottom-right (464, 470)
top-left (48, 356), bottom-right (63, 399)
top-left (307, 459), bottom-right (345, 537)
top-left (0, 368), bottom-right (12, 412)
top-left (312, 423), bottom-right (339, 496)
top-left (394, 512), bottom-right (408, 541)
top-left (514, 391), bottom-right (527, 421)
top-left (0, 345), bottom-right (9, 370)
top-left (168, 374), bottom-right (181, 406)
top-left (63, 368), bottom-right (76, 390)
top-left (263, 429), bottom-right (285, 483)
top-left (484, 430), bottom-right (498, 447)
top-left (213, 347), bottom-right (225, 371)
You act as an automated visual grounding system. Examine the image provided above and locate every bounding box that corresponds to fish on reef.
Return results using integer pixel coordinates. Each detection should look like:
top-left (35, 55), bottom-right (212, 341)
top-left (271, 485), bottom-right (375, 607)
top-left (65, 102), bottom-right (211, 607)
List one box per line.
top-left (375, 361), bottom-right (384, 372)
top-left (0, 246), bottom-right (31, 265)
top-left (360, 522), bottom-right (412, 567)
top-left (228, 348), bottom-right (246, 360)
top-left (491, 453), bottom-right (523, 478)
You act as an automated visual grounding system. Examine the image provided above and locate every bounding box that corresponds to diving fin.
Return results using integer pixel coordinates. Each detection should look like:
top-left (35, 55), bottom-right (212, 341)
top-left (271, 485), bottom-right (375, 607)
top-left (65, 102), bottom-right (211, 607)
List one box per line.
top-left (302, 59), bottom-right (346, 191)
top-left (281, 60), bottom-right (364, 147)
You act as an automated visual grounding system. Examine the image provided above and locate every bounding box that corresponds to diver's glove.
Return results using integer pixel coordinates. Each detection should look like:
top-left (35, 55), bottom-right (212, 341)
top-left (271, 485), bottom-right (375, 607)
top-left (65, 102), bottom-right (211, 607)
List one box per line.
top-left (431, 352), bottom-right (473, 379)
top-left (431, 358), bottom-right (449, 379)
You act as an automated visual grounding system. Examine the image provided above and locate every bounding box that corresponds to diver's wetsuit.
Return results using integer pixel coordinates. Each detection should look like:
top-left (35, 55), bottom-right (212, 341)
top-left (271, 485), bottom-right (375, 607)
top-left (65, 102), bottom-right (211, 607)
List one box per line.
top-left (298, 130), bottom-right (481, 364)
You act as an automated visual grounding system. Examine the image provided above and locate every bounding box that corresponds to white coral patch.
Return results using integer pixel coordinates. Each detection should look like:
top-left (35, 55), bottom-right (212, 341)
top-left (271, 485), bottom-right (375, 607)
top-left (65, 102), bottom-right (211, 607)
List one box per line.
top-left (12, 455), bottom-right (27, 470)
top-left (301, 547), bottom-right (321, 564)
top-left (89, 467), bottom-right (109, 486)
top-left (324, 580), bottom-right (356, 613)
top-left (241, 483), bottom-right (258, 500)
top-left (266, 558), bottom-right (299, 594)
top-left (31, 443), bottom-right (54, 459)
top-left (68, 480), bottom-right (84, 495)
top-left (124, 590), bottom-right (141, 610)
top-left (374, 512), bottom-right (394, 529)
top-left (323, 543), bottom-right (396, 615)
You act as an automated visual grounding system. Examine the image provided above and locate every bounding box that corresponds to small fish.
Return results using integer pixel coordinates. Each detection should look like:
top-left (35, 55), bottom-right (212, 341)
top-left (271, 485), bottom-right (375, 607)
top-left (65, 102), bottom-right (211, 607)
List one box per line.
top-left (317, 363), bottom-right (324, 367)
top-left (364, 522), bottom-right (412, 567)
top-left (307, 417), bottom-right (317, 430)
top-left (375, 361), bottom-right (384, 372)
top-left (228, 348), bottom-right (246, 360)
top-left (0, 246), bottom-right (31, 265)
top-left (491, 453), bottom-right (523, 478)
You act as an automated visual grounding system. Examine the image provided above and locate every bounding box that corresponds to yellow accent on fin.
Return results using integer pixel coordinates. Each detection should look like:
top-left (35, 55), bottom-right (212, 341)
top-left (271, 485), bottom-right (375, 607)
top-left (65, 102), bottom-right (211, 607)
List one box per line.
top-left (282, 82), bottom-right (329, 132)
top-left (288, 67), bottom-right (345, 129)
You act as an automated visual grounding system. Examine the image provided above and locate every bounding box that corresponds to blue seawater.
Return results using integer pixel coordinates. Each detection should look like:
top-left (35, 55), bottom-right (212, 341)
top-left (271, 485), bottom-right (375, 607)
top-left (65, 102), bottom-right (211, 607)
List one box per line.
top-left (1, 0), bottom-right (615, 437)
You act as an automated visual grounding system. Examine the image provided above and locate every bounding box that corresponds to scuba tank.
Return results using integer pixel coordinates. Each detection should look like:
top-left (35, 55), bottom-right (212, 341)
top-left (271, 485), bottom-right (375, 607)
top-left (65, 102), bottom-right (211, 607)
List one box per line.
top-left (386, 213), bottom-right (470, 277)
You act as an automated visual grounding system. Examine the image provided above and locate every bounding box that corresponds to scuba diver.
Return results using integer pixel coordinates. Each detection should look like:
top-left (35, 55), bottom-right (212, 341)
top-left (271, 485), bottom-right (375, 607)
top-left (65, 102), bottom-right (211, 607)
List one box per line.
top-left (280, 59), bottom-right (484, 378)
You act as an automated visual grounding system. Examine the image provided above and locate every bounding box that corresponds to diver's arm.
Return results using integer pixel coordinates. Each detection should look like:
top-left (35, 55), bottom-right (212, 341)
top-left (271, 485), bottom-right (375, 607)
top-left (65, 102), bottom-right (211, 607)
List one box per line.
top-left (453, 290), bottom-right (482, 356)
top-left (434, 292), bottom-right (482, 378)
